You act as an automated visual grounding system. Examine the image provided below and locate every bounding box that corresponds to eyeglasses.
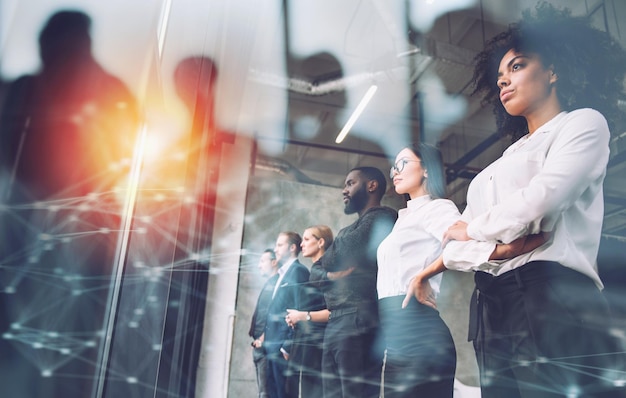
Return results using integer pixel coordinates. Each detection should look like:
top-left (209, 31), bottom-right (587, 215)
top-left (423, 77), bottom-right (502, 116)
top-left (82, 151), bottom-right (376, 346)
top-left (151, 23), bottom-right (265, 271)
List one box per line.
top-left (390, 158), bottom-right (420, 178)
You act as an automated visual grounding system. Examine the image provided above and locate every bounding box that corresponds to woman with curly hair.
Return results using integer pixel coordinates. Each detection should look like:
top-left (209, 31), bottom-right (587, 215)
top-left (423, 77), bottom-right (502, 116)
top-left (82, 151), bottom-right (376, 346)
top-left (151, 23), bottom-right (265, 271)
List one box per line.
top-left (408, 3), bottom-right (626, 397)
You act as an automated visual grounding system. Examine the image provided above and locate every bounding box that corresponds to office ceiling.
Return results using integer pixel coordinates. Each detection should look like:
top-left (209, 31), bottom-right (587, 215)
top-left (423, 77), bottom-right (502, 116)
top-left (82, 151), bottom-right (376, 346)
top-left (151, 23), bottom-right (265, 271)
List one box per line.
top-left (251, 0), bottom-right (626, 241)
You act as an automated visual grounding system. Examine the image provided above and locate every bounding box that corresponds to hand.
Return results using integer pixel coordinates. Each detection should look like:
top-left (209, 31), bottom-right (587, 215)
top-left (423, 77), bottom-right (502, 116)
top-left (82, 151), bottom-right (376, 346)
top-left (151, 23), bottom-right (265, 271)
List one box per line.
top-left (402, 275), bottom-right (437, 310)
top-left (252, 334), bottom-right (264, 348)
top-left (490, 232), bottom-right (549, 260)
top-left (327, 267), bottom-right (355, 281)
top-left (442, 221), bottom-right (469, 246)
top-left (285, 309), bottom-right (303, 328)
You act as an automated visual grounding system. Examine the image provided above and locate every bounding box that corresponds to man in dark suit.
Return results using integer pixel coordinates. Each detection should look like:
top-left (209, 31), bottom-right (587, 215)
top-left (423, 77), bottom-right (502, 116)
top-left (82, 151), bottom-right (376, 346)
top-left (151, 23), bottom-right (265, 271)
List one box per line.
top-left (249, 249), bottom-right (280, 398)
top-left (264, 232), bottom-right (310, 398)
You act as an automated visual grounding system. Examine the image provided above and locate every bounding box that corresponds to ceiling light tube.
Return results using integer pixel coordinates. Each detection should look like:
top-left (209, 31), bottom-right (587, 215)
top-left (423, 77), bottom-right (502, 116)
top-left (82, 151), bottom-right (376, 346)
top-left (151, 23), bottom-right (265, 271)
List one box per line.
top-left (335, 84), bottom-right (378, 144)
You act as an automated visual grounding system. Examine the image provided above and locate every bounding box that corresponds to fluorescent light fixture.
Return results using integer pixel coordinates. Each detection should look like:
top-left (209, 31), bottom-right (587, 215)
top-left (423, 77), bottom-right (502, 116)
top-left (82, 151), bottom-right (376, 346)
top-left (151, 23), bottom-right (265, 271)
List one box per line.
top-left (335, 85), bottom-right (378, 144)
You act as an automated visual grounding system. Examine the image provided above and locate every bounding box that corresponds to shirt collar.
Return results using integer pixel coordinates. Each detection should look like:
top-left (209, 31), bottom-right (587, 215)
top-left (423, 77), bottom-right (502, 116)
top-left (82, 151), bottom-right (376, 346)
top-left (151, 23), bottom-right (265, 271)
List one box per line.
top-left (532, 111), bottom-right (568, 136)
top-left (278, 257), bottom-right (296, 276)
top-left (407, 194), bottom-right (431, 210)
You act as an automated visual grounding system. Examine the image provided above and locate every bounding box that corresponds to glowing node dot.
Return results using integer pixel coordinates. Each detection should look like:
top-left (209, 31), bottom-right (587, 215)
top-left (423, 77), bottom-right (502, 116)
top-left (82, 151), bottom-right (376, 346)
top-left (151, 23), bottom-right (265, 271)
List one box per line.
top-left (32, 342), bottom-right (44, 349)
top-left (134, 308), bottom-right (145, 315)
top-left (129, 321), bottom-right (139, 328)
top-left (175, 186), bottom-right (185, 193)
top-left (47, 331), bottom-right (59, 338)
top-left (126, 377), bottom-right (138, 384)
top-left (519, 360), bottom-right (530, 367)
top-left (3, 333), bottom-right (14, 339)
top-left (28, 256), bottom-right (39, 264)
top-left (39, 233), bottom-right (52, 241)
top-left (48, 205), bottom-right (60, 212)
top-left (137, 227), bottom-right (147, 234)
top-left (134, 261), bottom-right (145, 268)
top-left (152, 344), bottom-right (162, 351)
top-left (140, 216), bottom-right (152, 224)
top-left (609, 327), bottom-right (625, 339)
top-left (537, 356), bottom-right (548, 364)
top-left (5, 286), bottom-right (16, 294)
top-left (99, 227), bottom-right (110, 234)
top-left (62, 237), bottom-right (72, 243)
top-left (44, 243), bottom-right (54, 251)
top-left (154, 194), bottom-right (166, 202)
top-left (11, 323), bottom-right (21, 330)
top-left (85, 341), bottom-right (96, 347)
top-left (41, 370), bottom-right (53, 377)
top-left (60, 348), bottom-right (71, 355)
top-left (614, 379), bottom-right (626, 387)
top-left (566, 386), bottom-right (580, 398)
top-left (147, 295), bottom-right (158, 303)
top-left (184, 196), bottom-right (195, 204)
top-left (78, 203), bottom-right (90, 212)
top-left (72, 290), bottom-right (83, 296)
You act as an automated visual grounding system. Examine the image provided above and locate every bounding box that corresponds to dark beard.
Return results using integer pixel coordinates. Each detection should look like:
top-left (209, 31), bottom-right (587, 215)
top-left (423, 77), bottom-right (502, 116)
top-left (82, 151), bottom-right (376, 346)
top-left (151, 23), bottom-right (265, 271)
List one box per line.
top-left (344, 185), bottom-right (367, 215)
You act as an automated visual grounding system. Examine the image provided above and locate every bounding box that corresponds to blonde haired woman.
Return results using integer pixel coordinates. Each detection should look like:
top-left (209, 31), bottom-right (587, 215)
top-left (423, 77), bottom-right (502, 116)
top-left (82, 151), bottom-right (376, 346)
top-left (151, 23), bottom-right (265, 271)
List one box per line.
top-left (285, 225), bottom-right (332, 398)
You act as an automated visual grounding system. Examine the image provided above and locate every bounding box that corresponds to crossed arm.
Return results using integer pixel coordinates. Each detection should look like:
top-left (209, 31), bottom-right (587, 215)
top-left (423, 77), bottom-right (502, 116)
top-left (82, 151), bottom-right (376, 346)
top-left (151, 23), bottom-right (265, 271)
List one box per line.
top-left (403, 231), bottom-right (548, 309)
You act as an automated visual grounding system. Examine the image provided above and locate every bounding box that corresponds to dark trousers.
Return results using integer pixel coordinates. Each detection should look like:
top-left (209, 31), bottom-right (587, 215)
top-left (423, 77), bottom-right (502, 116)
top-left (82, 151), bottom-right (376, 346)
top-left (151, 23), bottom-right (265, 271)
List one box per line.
top-left (322, 306), bottom-right (383, 398)
top-left (266, 349), bottom-right (292, 398)
top-left (471, 261), bottom-right (626, 398)
top-left (379, 296), bottom-right (456, 398)
top-left (253, 346), bottom-right (269, 398)
top-left (287, 324), bottom-right (325, 398)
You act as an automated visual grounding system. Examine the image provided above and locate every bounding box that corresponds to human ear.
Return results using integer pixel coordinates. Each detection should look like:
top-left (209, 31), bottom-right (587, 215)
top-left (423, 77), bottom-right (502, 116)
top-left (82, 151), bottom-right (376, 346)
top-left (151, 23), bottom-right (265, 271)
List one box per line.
top-left (367, 180), bottom-right (377, 193)
top-left (549, 66), bottom-right (558, 84)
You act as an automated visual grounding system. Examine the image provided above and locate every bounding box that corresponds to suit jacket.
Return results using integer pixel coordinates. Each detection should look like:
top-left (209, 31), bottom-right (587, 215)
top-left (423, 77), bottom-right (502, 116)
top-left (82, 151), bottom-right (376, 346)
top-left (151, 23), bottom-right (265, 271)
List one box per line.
top-left (264, 259), bottom-right (310, 358)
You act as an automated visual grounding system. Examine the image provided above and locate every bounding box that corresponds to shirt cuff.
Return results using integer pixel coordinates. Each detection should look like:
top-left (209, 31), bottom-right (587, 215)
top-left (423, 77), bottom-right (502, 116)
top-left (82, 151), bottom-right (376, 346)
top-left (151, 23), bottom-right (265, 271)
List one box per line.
top-left (443, 240), bottom-right (496, 272)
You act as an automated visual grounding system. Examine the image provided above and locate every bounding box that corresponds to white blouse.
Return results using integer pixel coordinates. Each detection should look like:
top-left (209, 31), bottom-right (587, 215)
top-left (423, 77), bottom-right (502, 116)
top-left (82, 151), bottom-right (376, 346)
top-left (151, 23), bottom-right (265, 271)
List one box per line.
top-left (377, 195), bottom-right (460, 299)
top-left (444, 109), bottom-right (610, 288)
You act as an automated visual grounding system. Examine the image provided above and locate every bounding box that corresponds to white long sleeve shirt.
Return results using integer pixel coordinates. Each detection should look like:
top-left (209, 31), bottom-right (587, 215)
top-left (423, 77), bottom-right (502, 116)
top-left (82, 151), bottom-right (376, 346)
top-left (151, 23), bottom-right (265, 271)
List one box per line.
top-left (377, 195), bottom-right (460, 298)
top-left (443, 109), bottom-right (610, 288)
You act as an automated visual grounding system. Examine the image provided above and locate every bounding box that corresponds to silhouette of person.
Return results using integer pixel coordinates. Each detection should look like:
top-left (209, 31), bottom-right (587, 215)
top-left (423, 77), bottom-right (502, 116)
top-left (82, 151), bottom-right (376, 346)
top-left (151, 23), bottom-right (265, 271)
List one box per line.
top-left (286, 51), bottom-right (387, 158)
top-left (91, 55), bottom-right (224, 397)
top-left (0, 9), bottom-right (138, 398)
top-left (0, 10), bottom-right (138, 201)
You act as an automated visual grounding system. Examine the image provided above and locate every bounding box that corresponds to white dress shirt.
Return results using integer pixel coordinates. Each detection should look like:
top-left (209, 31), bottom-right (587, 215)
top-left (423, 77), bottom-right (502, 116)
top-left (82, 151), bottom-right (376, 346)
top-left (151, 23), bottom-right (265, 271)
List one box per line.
top-left (377, 195), bottom-right (460, 299)
top-left (443, 109), bottom-right (610, 288)
top-left (272, 257), bottom-right (296, 298)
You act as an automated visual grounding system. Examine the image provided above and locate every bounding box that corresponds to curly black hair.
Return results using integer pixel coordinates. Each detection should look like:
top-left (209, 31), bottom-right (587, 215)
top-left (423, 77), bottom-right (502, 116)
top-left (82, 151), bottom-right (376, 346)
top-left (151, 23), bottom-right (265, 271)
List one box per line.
top-left (472, 1), bottom-right (626, 140)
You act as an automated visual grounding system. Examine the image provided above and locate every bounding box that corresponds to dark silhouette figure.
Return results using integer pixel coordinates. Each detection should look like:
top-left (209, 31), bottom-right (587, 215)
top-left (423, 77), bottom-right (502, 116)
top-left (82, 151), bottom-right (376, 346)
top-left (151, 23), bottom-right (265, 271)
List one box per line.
top-left (0, 10), bottom-right (138, 201)
top-left (99, 55), bottom-right (233, 397)
top-left (0, 9), bottom-right (138, 398)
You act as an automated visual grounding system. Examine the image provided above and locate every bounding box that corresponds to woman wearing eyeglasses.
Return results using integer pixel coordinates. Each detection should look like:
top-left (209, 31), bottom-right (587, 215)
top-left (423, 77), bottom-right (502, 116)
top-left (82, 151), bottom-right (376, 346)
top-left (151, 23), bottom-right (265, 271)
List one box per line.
top-left (376, 143), bottom-right (459, 397)
top-left (284, 225), bottom-right (333, 398)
